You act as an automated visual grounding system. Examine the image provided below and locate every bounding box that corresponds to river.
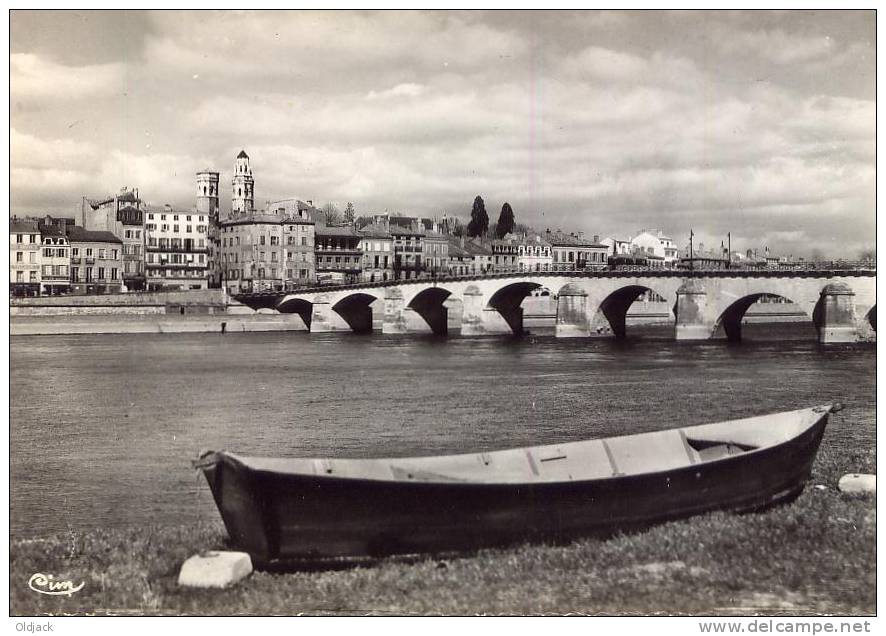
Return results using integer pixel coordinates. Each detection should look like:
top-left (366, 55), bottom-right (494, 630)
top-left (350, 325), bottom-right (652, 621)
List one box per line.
top-left (10, 324), bottom-right (875, 539)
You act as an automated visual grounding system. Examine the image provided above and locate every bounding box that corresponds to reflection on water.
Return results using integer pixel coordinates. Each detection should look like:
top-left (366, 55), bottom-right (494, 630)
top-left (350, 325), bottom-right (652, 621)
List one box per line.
top-left (10, 324), bottom-right (874, 537)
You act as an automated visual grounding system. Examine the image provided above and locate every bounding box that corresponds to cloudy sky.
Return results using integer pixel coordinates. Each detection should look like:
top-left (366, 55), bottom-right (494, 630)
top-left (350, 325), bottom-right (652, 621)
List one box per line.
top-left (10, 10), bottom-right (874, 257)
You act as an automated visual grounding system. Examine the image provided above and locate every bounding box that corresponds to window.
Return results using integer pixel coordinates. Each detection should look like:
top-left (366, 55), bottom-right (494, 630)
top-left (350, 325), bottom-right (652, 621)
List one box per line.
top-left (125, 230), bottom-right (132, 239)
top-left (187, 225), bottom-right (192, 233)
top-left (42, 265), bottom-right (51, 276)
top-left (98, 267), bottom-right (105, 280)
top-left (300, 237), bottom-right (306, 246)
top-left (15, 234), bottom-right (22, 243)
top-left (135, 230), bottom-right (141, 239)
top-left (162, 224), bottom-right (169, 231)
top-left (260, 235), bottom-right (266, 245)
top-left (72, 267), bottom-right (79, 282)
top-left (270, 236), bottom-right (279, 246)
top-left (148, 213), bottom-right (154, 220)
top-left (199, 216), bottom-right (204, 222)
top-left (174, 215), bottom-right (179, 221)
top-left (111, 268), bottom-right (118, 280)
top-left (161, 214), bottom-right (166, 221)
top-left (198, 254), bottom-right (205, 264)
top-left (29, 252), bottom-right (37, 263)
top-left (186, 215), bottom-right (192, 221)
top-left (259, 252), bottom-right (266, 262)
top-left (271, 252), bottom-right (278, 262)
top-left (98, 248), bottom-right (105, 259)
top-left (16, 271), bottom-right (23, 282)
top-left (15, 252), bottom-right (22, 262)
top-left (30, 234), bottom-right (37, 243)
top-left (174, 225), bottom-right (179, 233)
top-left (112, 249), bottom-right (119, 259)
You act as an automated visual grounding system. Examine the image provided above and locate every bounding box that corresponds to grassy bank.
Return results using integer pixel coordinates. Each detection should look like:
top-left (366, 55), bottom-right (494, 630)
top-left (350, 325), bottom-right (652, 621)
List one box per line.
top-left (10, 440), bottom-right (875, 616)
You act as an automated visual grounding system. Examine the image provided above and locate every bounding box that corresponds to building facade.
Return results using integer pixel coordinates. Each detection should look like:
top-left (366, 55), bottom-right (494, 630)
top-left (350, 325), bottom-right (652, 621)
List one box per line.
top-left (422, 229), bottom-right (450, 276)
top-left (516, 234), bottom-right (553, 272)
top-left (219, 202), bottom-right (316, 294)
top-left (39, 225), bottom-right (71, 295)
top-left (315, 225), bottom-right (363, 284)
top-left (9, 219), bottom-right (41, 296)
top-left (144, 205), bottom-right (209, 290)
top-left (358, 221), bottom-right (394, 282)
top-left (631, 229), bottom-right (679, 266)
top-left (390, 225), bottom-right (424, 280)
top-left (80, 187), bottom-right (146, 290)
top-left (545, 230), bottom-right (609, 271)
top-left (67, 226), bottom-right (124, 294)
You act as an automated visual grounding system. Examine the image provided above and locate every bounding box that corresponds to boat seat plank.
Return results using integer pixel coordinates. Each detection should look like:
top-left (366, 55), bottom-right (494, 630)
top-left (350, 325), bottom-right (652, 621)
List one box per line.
top-left (605, 430), bottom-right (702, 476)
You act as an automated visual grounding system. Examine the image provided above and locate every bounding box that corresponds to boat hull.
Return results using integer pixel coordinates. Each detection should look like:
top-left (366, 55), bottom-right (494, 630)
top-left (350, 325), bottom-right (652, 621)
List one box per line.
top-left (199, 411), bottom-right (828, 566)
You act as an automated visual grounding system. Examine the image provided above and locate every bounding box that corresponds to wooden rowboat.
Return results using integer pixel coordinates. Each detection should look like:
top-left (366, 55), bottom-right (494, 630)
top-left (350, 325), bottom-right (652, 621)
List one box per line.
top-left (195, 404), bottom-right (837, 566)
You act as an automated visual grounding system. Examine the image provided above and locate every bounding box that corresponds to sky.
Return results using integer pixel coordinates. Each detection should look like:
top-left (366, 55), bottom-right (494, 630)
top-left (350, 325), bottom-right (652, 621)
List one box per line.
top-left (10, 10), bottom-right (875, 258)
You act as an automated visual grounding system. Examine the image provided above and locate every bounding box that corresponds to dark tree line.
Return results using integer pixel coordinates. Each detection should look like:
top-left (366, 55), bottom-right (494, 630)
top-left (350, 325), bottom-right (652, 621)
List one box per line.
top-left (466, 196), bottom-right (518, 239)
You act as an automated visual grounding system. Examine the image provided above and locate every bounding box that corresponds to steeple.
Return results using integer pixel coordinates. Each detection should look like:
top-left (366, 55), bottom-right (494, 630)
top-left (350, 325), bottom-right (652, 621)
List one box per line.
top-left (232, 150), bottom-right (254, 214)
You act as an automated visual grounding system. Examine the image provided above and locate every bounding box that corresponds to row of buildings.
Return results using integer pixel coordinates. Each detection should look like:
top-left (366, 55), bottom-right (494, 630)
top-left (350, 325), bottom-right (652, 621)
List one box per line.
top-left (10, 148), bottom-right (790, 297)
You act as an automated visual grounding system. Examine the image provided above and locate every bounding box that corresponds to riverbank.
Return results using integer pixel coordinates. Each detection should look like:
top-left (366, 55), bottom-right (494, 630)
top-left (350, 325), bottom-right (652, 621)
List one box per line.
top-left (10, 431), bottom-right (875, 616)
top-left (10, 492), bottom-right (874, 616)
top-left (10, 313), bottom-right (308, 335)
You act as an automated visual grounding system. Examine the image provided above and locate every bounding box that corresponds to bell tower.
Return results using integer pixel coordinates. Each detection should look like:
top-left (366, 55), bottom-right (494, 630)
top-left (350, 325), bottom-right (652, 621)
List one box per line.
top-left (196, 170), bottom-right (220, 222)
top-left (231, 150), bottom-right (254, 215)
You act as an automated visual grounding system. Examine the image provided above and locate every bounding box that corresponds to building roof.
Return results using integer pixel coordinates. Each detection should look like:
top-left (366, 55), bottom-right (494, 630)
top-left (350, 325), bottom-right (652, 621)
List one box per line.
top-left (10, 219), bottom-right (39, 233)
top-left (545, 230), bottom-right (607, 248)
top-left (117, 191), bottom-right (139, 203)
top-left (447, 241), bottom-right (471, 259)
top-left (358, 222), bottom-right (393, 239)
top-left (463, 238), bottom-right (493, 256)
top-left (65, 225), bottom-right (122, 244)
top-left (388, 225), bottom-right (425, 237)
top-left (237, 150), bottom-right (249, 159)
top-left (316, 224), bottom-right (361, 238)
top-left (40, 225), bottom-right (66, 238)
top-left (389, 215), bottom-right (436, 231)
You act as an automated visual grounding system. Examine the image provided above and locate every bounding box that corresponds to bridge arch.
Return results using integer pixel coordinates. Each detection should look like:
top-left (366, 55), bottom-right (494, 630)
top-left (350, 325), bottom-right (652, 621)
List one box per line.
top-left (406, 286), bottom-right (454, 335)
top-left (277, 297), bottom-right (314, 329)
top-left (487, 281), bottom-right (543, 334)
top-left (332, 292), bottom-right (381, 333)
top-left (866, 305), bottom-right (876, 331)
top-left (590, 284), bottom-right (675, 339)
top-left (714, 293), bottom-right (813, 342)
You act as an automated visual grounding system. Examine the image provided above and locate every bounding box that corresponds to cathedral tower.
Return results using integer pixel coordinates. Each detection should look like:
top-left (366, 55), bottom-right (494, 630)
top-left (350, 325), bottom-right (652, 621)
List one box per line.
top-left (231, 150), bottom-right (254, 214)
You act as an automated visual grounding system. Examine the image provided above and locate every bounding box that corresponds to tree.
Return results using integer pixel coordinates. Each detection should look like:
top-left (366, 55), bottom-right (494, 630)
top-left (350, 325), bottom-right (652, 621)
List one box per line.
top-left (495, 202), bottom-right (515, 239)
top-left (321, 202), bottom-right (340, 225)
top-left (466, 195), bottom-right (489, 238)
top-left (450, 218), bottom-right (466, 237)
top-left (343, 202), bottom-right (356, 224)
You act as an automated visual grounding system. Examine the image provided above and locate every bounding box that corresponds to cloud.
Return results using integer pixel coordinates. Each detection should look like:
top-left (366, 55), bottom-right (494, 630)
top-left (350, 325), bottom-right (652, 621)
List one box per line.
top-left (367, 83), bottom-right (426, 100)
top-left (10, 53), bottom-right (125, 102)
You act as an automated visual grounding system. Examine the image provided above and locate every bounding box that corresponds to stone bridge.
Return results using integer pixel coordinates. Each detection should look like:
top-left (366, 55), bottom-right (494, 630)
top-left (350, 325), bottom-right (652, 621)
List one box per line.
top-left (234, 270), bottom-right (876, 343)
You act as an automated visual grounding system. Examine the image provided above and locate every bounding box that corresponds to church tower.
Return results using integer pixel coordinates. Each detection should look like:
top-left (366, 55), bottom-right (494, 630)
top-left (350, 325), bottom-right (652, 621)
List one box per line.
top-left (231, 150), bottom-right (254, 215)
top-left (196, 170), bottom-right (220, 222)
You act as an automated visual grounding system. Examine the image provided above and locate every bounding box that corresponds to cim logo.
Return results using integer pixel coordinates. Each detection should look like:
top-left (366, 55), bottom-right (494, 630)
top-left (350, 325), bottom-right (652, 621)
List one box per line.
top-left (28, 573), bottom-right (84, 596)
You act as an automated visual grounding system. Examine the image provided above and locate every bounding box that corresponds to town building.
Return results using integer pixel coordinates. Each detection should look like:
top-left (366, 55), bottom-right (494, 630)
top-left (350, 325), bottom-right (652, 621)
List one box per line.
top-left (219, 201), bottom-right (317, 293)
top-left (422, 229), bottom-right (450, 277)
top-left (447, 239), bottom-right (472, 276)
top-left (601, 236), bottom-right (632, 257)
top-left (315, 225), bottom-right (363, 284)
top-left (358, 221), bottom-right (393, 282)
top-left (80, 187), bottom-right (146, 290)
top-left (464, 238), bottom-right (494, 274)
top-left (144, 204), bottom-right (210, 291)
top-left (39, 223), bottom-right (71, 295)
top-left (66, 226), bottom-right (124, 294)
top-left (545, 230), bottom-right (609, 270)
top-left (630, 229), bottom-right (679, 266)
top-left (516, 234), bottom-right (553, 272)
top-left (9, 218), bottom-right (42, 296)
top-left (491, 237), bottom-right (520, 272)
top-left (390, 224), bottom-right (425, 280)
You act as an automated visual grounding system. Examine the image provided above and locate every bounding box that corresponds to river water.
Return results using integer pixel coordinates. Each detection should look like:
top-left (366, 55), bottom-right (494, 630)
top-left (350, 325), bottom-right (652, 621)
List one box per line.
top-left (10, 324), bottom-right (875, 539)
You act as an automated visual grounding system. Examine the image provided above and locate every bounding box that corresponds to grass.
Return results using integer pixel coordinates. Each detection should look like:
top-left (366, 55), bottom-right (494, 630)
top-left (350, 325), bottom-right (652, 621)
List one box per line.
top-left (10, 435), bottom-right (875, 616)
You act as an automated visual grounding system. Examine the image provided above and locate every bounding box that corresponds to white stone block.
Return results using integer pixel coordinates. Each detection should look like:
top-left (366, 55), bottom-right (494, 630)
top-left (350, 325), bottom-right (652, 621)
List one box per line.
top-left (838, 473), bottom-right (876, 495)
top-left (178, 551), bottom-right (253, 588)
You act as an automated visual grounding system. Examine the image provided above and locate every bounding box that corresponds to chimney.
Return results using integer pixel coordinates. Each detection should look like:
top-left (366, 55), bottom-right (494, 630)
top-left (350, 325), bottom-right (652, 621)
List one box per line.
top-left (593, 234), bottom-right (599, 244)
top-left (58, 218), bottom-right (67, 233)
top-left (307, 200), bottom-right (313, 206)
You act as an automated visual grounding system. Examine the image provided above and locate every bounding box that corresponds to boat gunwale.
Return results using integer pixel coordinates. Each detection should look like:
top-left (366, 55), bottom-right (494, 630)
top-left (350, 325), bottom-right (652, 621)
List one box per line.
top-left (205, 405), bottom-right (831, 488)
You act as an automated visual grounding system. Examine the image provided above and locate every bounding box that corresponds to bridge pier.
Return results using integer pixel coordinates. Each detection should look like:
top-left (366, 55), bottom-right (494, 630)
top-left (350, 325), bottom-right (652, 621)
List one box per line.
top-left (555, 285), bottom-right (591, 337)
top-left (817, 282), bottom-right (859, 344)
top-left (309, 295), bottom-right (352, 333)
top-left (674, 279), bottom-right (711, 340)
top-left (382, 288), bottom-right (436, 334)
top-left (461, 287), bottom-right (514, 336)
